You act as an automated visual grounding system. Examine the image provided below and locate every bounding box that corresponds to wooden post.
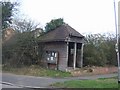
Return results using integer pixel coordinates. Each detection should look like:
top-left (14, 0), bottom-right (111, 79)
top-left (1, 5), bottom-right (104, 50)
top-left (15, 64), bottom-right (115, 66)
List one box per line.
top-left (73, 42), bottom-right (77, 70)
top-left (80, 43), bottom-right (84, 68)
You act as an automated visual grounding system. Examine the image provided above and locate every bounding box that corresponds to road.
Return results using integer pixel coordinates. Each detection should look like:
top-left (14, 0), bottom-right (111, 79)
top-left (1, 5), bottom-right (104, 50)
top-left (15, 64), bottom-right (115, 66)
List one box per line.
top-left (1, 83), bottom-right (37, 90)
top-left (1, 83), bottom-right (21, 88)
top-left (1, 73), bottom-right (118, 88)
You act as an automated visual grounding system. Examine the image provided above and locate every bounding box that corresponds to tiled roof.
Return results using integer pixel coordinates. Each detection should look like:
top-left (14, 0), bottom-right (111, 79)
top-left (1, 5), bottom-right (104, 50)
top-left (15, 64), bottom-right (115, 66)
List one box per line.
top-left (38, 24), bottom-right (84, 42)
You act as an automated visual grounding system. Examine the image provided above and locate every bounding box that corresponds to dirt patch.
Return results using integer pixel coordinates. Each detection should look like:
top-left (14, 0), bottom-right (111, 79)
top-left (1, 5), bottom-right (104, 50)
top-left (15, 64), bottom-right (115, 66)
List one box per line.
top-left (69, 66), bottom-right (118, 76)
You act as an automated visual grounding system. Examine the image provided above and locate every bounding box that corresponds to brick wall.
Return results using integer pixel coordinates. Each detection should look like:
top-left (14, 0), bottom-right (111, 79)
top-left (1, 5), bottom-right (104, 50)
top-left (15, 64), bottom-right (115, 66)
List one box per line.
top-left (92, 67), bottom-right (117, 74)
top-left (71, 66), bottom-right (118, 76)
top-left (44, 42), bottom-right (68, 71)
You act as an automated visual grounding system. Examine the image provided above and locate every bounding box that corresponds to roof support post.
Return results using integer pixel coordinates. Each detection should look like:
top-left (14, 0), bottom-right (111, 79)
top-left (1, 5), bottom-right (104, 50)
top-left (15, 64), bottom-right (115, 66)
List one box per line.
top-left (73, 42), bottom-right (77, 70)
top-left (80, 43), bottom-right (84, 68)
top-left (66, 42), bottom-right (69, 70)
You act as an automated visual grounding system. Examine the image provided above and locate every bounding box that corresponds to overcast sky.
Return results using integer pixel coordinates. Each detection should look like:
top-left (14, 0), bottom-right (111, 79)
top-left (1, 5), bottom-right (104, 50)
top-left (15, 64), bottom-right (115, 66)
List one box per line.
top-left (9, 0), bottom-right (120, 34)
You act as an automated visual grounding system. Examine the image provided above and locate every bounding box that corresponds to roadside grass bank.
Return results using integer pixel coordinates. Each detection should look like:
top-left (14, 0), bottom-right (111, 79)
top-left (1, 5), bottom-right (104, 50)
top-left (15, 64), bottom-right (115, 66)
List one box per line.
top-left (2, 65), bottom-right (118, 78)
top-left (2, 65), bottom-right (72, 77)
top-left (50, 78), bottom-right (118, 88)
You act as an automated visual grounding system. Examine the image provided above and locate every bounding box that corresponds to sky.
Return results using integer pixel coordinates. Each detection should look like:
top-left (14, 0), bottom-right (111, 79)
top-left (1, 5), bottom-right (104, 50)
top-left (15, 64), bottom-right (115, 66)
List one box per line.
top-left (8, 0), bottom-right (120, 34)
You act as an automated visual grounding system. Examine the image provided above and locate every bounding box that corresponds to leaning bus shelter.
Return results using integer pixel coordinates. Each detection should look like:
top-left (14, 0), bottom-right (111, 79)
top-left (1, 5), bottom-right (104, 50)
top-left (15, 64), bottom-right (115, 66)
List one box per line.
top-left (38, 24), bottom-right (84, 71)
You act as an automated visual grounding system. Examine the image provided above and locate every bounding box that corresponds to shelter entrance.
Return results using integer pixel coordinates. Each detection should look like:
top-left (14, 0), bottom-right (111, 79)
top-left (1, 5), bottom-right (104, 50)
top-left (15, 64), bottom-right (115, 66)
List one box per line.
top-left (67, 42), bottom-right (82, 68)
top-left (68, 42), bottom-right (74, 67)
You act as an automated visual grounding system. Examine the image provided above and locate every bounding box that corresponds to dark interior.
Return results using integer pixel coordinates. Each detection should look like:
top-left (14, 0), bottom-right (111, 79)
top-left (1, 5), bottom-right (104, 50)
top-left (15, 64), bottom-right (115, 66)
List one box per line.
top-left (68, 42), bottom-right (82, 68)
top-left (68, 42), bottom-right (74, 67)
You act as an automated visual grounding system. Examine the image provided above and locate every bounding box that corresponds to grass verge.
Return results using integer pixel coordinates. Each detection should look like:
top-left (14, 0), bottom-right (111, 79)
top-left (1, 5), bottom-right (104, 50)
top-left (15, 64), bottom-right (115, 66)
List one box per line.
top-left (2, 65), bottom-right (72, 78)
top-left (51, 78), bottom-right (118, 88)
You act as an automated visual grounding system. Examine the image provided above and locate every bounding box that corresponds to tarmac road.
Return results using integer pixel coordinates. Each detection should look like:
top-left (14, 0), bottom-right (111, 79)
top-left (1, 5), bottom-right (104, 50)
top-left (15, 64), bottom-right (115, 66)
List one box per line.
top-left (1, 83), bottom-right (21, 88)
top-left (1, 72), bottom-right (118, 88)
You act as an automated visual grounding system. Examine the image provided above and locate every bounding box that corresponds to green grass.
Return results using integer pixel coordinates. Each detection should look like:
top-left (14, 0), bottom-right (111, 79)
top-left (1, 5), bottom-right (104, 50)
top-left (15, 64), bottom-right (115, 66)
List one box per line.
top-left (2, 65), bottom-right (72, 77)
top-left (51, 78), bottom-right (118, 88)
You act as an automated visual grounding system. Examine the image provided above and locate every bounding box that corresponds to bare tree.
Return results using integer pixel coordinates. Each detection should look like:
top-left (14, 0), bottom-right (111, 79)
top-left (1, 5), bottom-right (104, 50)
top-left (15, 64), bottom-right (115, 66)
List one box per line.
top-left (2, 18), bottom-right (44, 67)
top-left (12, 18), bottom-right (41, 32)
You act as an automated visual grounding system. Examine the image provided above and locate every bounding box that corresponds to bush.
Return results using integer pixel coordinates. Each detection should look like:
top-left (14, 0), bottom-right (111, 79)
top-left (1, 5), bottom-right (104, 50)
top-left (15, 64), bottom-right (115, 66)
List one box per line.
top-left (83, 34), bottom-right (117, 66)
top-left (2, 31), bottom-right (44, 67)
